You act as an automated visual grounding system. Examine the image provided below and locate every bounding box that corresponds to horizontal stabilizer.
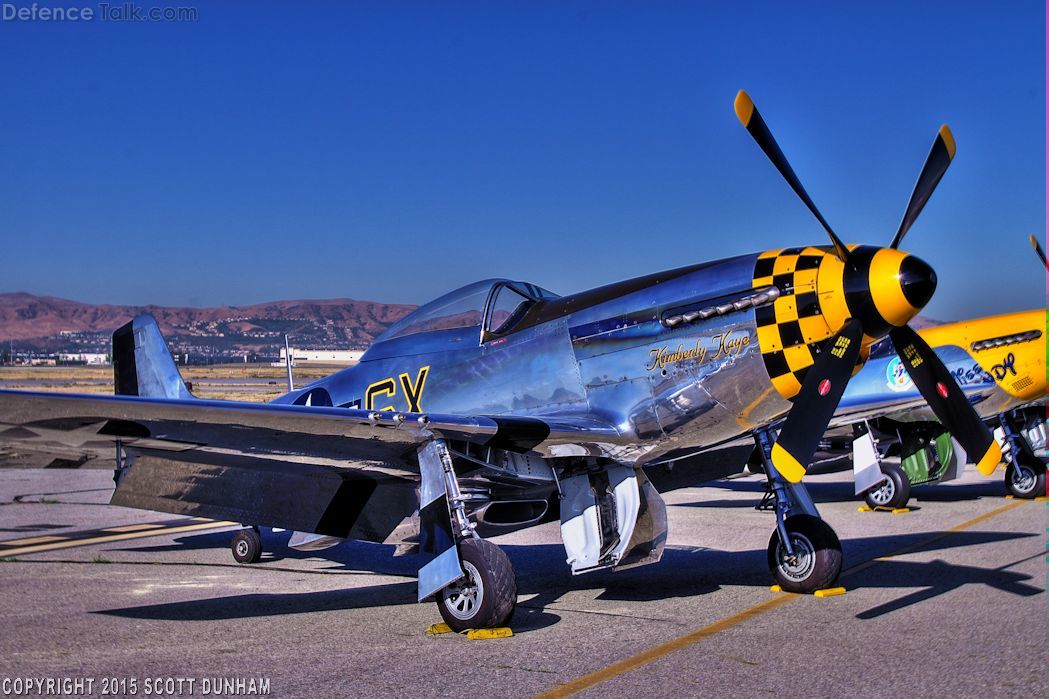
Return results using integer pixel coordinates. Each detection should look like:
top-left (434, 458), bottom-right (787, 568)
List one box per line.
top-left (288, 531), bottom-right (345, 551)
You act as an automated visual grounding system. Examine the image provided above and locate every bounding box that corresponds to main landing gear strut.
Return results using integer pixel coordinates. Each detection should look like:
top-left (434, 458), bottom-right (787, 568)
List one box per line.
top-left (755, 430), bottom-right (843, 593)
top-left (418, 440), bottom-right (516, 631)
top-left (999, 412), bottom-right (1047, 500)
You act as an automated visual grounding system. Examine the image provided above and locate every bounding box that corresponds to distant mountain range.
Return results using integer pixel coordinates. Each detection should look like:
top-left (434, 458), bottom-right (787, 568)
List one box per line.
top-left (0, 291), bottom-right (944, 360)
top-left (0, 292), bottom-right (417, 358)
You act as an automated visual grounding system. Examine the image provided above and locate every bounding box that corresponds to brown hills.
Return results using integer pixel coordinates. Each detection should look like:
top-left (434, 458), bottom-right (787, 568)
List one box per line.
top-left (0, 291), bottom-right (944, 353)
top-left (0, 292), bottom-right (417, 350)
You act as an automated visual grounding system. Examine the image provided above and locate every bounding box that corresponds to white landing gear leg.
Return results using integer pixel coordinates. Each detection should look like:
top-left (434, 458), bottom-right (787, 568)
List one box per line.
top-left (417, 439), bottom-right (516, 631)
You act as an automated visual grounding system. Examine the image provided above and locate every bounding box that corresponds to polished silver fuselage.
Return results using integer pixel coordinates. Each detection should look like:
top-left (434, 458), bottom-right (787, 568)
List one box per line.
top-left (278, 253), bottom-right (792, 466)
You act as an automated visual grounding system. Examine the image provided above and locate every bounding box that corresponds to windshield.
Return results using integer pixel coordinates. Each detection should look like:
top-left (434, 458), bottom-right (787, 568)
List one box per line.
top-left (488, 284), bottom-right (536, 336)
top-left (376, 281), bottom-right (494, 342)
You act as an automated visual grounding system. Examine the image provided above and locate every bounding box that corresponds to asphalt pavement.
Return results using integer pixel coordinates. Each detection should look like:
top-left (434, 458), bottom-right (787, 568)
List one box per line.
top-left (0, 467), bottom-right (1044, 698)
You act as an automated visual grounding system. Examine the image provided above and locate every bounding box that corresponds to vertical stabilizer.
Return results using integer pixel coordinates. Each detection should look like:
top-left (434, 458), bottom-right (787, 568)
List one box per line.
top-left (112, 314), bottom-right (194, 400)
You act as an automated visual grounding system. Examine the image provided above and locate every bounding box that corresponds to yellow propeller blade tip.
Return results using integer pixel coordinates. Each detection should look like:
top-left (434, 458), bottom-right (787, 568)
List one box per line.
top-left (938, 124), bottom-right (956, 160)
top-left (975, 442), bottom-right (1003, 477)
top-left (1029, 234), bottom-right (1039, 251)
top-left (734, 90), bottom-right (755, 127)
top-left (770, 442), bottom-right (806, 483)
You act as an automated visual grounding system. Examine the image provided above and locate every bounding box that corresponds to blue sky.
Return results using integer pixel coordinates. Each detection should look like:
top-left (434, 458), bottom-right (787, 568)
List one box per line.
top-left (0, 1), bottom-right (1044, 320)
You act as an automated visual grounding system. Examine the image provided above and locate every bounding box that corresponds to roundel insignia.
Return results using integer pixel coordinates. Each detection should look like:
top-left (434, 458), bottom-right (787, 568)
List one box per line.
top-left (936, 382), bottom-right (949, 398)
top-left (885, 356), bottom-right (914, 393)
top-left (818, 379), bottom-right (831, 396)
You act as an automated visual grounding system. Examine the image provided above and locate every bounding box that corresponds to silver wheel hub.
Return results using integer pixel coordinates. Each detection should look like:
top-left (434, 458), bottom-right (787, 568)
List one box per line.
top-left (1011, 463), bottom-right (1037, 494)
top-left (235, 540), bottom-right (249, 557)
top-left (868, 476), bottom-right (895, 506)
top-left (777, 532), bottom-right (816, 583)
top-left (441, 560), bottom-right (484, 621)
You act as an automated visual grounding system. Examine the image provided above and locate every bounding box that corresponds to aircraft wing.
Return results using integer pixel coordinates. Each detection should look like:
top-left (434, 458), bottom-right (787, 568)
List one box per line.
top-left (0, 389), bottom-right (622, 540)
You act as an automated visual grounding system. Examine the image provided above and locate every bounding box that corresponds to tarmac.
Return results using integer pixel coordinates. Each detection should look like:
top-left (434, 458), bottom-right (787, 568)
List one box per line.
top-left (0, 465), bottom-right (1044, 698)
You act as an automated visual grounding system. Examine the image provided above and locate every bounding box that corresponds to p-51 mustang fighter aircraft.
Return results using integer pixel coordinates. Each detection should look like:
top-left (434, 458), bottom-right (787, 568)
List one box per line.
top-left (820, 239), bottom-right (1048, 508)
top-left (0, 92), bottom-right (1002, 630)
top-left (826, 308), bottom-right (1046, 508)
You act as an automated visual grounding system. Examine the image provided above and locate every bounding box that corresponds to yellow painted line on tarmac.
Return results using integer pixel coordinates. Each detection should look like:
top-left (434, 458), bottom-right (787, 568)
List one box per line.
top-left (0, 535), bottom-right (67, 546)
top-left (535, 499), bottom-right (1028, 699)
top-left (533, 593), bottom-right (797, 699)
top-left (102, 523), bottom-right (166, 533)
top-left (0, 521), bottom-right (238, 557)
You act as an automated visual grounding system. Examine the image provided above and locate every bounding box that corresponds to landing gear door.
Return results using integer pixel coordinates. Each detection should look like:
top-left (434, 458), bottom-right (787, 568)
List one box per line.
top-left (852, 430), bottom-right (888, 496)
top-left (938, 434), bottom-right (965, 483)
top-left (559, 465), bottom-right (660, 574)
top-left (615, 469), bottom-right (668, 570)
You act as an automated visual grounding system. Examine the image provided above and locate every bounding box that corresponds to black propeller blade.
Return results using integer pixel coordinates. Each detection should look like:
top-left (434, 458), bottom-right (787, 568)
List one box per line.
top-left (770, 320), bottom-right (864, 482)
top-left (734, 90), bottom-right (850, 262)
top-left (889, 324), bottom-right (1002, 475)
top-left (736, 90), bottom-right (999, 483)
top-left (1029, 234), bottom-right (1048, 271)
top-left (889, 125), bottom-right (956, 250)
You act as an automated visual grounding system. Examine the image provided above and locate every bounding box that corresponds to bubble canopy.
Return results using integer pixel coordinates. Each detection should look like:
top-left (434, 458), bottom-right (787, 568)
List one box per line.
top-left (370, 279), bottom-right (560, 350)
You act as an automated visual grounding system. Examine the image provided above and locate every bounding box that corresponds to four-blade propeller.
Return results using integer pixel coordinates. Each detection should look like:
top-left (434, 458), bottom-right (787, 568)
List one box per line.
top-left (736, 90), bottom-right (1002, 482)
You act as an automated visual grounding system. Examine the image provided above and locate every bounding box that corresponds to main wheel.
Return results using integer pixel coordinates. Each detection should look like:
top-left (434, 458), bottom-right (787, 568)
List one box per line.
top-left (864, 461), bottom-right (911, 509)
top-left (767, 514), bottom-right (842, 594)
top-left (1005, 454), bottom-right (1046, 499)
top-left (436, 538), bottom-right (516, 632)
top-left (231, 528), bottom-right (262, 564)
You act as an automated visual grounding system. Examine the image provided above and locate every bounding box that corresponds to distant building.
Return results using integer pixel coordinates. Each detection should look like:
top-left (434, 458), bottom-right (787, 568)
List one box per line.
top-left (276, 347), bottom-right (363, 366)
top-left (21, 357), bottom-right (57, 366)
top-left (57, 352), bottom-right (110, 366)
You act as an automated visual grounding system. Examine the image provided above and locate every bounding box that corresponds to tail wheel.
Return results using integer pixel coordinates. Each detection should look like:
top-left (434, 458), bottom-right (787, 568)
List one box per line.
top-left (1005, 454), bottom-right (1046, 499)
top-left (767, 514), bottom-right (842, 594)
top-left (864, 461), bottom-right (911, 509)
top-left (437, 538), bottom-right (516, 632)
top-left (231, 528), bottom-right (262, 564)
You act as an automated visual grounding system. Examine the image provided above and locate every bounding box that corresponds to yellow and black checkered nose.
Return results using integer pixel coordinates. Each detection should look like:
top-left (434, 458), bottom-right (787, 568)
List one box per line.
top-left (752, 245), bottom-right (937, 400)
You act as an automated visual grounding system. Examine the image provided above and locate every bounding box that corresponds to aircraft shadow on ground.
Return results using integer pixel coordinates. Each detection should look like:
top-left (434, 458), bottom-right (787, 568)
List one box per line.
top-left (0, 522), bottom-right (73, 533)
top-left (98, 528), bottom-right (1039, 628)
top-left (848, 551), bottom-right (1045, 620)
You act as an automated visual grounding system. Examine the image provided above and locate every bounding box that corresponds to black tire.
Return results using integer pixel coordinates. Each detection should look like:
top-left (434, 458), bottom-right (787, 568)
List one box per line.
top-left (767, 514), bottom-right (842, 594)
top-left (1005, 454), bottom-right (1046, 499)
top-left (231, 528), bottom-right (262, 564)
top-left (863, 461), bottom-right (911, 510)
top-left (436, 538), bottom-right (516, 632)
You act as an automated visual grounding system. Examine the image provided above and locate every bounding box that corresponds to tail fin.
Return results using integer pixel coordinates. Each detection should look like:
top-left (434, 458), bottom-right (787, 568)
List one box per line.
top-left (112, 314), bottom-right (194, 400)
